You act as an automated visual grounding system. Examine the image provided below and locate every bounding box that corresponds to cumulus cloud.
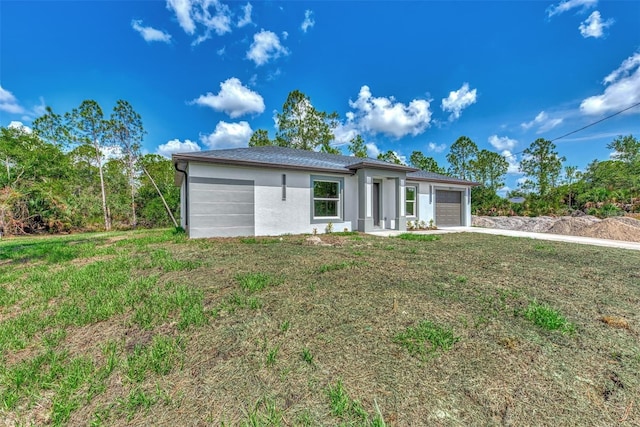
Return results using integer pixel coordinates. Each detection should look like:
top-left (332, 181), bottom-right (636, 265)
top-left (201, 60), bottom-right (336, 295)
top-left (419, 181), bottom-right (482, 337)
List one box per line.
top-left (365, 143), bottom-right (380, 158)
top-left (502, 150), bottom-right (521, 174)
top-left (191, 77), bottom-right (265, 118)
top-left (0, 86), bottom-right (25, 114)
top-left (332, 122), bottom-right (359, 145)
top-left (301, 10), bottom-right (315, 33)
top-left (441, 83), bottom-right (477, 121)
top-left (347, 85), bottom-right (432, 139)
top-left (580, 52), bottom-right (640, 115)
top-left (488, 134), bottom-right (518, 151)
top-left (520, 111), bottom-right (563, 133)
top-left (131, 20), bottom-right (172, 43)
top-left (166, 0), bottom-right (232, 45)
top-left (156, 139), bottom-right (201, 158)
top-left (200, 121), bottom-right (252, 148)
top-left (579, 11), bottom-right (613, 38)
top-left (246, 29), bottom-right (289, 66)
top-left (547, 0), bottom-right (597, 18)
top-left (428, 142), bottom-right (446, 153)
top-left (237, 2), bottom-right (252, 27)
top-left (8, 121), bottom-right (32, 133)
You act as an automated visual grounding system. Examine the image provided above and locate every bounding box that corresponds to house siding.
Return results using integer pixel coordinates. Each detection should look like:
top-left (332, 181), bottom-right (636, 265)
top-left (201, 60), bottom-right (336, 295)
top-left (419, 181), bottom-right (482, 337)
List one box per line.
top-left (187, 162), bottom-right (356, 237)
top-left (414, 181), bottom-right (471, 227)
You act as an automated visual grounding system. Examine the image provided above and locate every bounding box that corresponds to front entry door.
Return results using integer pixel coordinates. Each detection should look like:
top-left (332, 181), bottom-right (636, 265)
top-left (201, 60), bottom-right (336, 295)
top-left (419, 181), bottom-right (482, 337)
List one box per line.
top-left (372, 182), bottom-right (380, 227)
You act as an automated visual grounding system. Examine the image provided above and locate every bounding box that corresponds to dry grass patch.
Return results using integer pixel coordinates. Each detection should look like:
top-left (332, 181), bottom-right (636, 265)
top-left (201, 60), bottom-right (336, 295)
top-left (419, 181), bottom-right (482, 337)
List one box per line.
top-left (0, 229), bottom-right (639, 425)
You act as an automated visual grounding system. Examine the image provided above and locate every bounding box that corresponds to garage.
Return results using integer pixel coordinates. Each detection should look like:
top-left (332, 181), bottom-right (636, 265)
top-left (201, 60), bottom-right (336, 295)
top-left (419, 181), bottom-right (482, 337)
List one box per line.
top-left (435, 190), bottom-right (462, 226)
top-left (188, 177), bottom-right (255, 238)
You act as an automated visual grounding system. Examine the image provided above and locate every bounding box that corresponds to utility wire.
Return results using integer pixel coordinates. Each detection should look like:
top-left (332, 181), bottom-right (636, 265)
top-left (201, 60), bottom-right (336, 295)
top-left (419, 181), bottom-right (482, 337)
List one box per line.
top-left (510, 101), bottom-right (640, 157)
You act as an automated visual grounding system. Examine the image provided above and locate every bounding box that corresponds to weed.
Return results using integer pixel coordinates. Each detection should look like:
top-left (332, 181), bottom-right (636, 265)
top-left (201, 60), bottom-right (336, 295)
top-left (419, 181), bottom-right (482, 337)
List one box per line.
top-left (396, 233), bottom-right (441, 242)
top-left (279, 320), bottom-right (290, 333)
top-left (326, 380), bottom-right (368, 422)
top-left (455, 275), bottom-right (468, 284)
top-left (242, 397), bottom-right (283, 426)
top-left (266, 345), bottom-right (279, 367)
top-left (125, 387), bottom-right (157, 419)
top-left (523, 300), bottom-right (575, 333)
top-left (301, 347), bottom-right (314, 365)
top-left (394, 320), bottom-right (460, 357)
top-left (236, 273), bottom-right (277, 293)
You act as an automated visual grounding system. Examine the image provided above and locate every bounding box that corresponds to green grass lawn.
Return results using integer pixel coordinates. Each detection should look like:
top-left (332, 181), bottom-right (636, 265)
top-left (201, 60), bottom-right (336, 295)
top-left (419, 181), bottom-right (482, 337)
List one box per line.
top-left (0, 229), bottom-right (638, 426)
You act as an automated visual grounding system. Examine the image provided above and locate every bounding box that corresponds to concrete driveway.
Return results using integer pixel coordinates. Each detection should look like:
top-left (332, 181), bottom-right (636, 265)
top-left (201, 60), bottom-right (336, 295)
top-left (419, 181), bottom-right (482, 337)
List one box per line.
top-left (368, 226), bottom-right (640, 251)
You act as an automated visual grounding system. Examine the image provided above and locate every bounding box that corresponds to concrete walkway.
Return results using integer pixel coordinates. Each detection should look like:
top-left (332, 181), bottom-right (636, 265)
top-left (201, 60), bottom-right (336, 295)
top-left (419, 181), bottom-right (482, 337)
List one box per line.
top-left (368, 226), bottom-right (640, 251)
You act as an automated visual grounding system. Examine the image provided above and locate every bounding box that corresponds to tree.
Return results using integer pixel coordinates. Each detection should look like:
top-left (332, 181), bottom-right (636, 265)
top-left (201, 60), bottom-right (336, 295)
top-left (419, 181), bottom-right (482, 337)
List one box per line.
top-left (32, 106), bottom-right (69, 147)
top-left (469, 149), bottom-right (508, 191)
top-left (446, 136), bottom-right (478, 180)
top-left (137, 154), bottom-right (179, 228)
top-left (607, 134), bottom-right (640, 164)
top-left (348, 134), bottom-right (368, 158)
top-left (377, 150), bottom-right (404, 165)
top-left (275, 90), bottom-right (339, 152)
top-left (248, 129), bottom-right (272, 147)
top-left (563, 165), bottom-right (579, 208)
top-left (409, 150), bottom-right (446, 174)
top-left (519, 138), bottom-right (565, 197)
top-left (109, 100), bottom-right (145, 227)
top-left (67, 100), bottom-right (112, 230)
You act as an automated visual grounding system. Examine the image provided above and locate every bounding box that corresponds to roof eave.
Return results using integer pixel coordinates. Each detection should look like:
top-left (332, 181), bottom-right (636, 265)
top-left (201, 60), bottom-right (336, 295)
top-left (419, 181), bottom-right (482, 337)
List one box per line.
top-left (171, 153), bottom-right (354, 175)
top-left (347, 161), bottom-right (418, 172)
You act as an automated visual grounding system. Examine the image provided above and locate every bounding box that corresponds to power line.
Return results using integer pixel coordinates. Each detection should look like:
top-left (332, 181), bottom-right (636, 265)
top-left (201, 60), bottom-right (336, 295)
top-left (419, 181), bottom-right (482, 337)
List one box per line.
top-left (510, 101), bottom-right (640, 157)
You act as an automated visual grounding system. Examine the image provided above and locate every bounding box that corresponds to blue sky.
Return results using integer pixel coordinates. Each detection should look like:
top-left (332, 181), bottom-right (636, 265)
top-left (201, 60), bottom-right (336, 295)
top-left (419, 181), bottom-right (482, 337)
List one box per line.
top-left (1, 0), bottom-right (639, 193)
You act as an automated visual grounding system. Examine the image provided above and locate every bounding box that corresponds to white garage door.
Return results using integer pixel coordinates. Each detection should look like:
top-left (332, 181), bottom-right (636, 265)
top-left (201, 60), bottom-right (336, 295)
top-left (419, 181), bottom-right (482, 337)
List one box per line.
top-left (189, 177), bottom-right (255, 238)
top-left (435, 190), bottom-right (462, 226)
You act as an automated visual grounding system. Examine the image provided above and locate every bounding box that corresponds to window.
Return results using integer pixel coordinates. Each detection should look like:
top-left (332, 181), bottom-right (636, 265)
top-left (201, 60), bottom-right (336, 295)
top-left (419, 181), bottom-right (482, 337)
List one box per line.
top-left (313, 179), bottom-right (341, 218)
top-left (406, 186), bottom-right (417, 217)
top-left (282, 174), bottom-right (287, 201)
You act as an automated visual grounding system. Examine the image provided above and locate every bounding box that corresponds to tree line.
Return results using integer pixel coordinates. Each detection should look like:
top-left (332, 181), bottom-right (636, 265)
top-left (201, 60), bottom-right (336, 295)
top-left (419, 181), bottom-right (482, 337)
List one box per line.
top-left (1, 90), bottom-right (638, 235)
top-left (1, 100), bottom-right (178, 235)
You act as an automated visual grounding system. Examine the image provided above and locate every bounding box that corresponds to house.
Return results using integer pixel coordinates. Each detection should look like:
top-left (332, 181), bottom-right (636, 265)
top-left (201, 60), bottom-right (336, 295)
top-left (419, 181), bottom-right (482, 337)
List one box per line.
top-left (173, 146), bottom-right (477, 238)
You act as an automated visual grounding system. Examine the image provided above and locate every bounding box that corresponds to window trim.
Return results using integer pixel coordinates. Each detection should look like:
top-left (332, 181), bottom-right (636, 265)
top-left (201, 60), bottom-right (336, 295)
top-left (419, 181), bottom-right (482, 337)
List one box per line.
top-left (405, 185), bottom-right (417, 218)
top-left (310, 175), bottom-right (344, 223)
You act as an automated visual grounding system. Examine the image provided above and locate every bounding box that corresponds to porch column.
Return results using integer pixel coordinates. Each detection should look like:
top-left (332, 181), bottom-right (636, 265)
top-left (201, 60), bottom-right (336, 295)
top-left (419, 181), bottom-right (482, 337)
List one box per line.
top-left (357, 170), bottom-right (374, 232)
top-left (396, 178), bottom-right (407, 231)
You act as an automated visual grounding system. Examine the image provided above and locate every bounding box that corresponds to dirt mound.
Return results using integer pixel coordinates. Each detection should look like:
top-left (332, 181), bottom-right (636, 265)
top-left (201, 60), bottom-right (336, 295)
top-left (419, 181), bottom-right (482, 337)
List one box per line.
top-left (473, 215), bottom-right (640, 243)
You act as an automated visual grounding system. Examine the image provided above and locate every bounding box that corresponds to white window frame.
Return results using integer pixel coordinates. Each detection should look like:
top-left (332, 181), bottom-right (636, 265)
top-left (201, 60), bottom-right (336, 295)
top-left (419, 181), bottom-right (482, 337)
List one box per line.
top-left (405, 185), bottom-right (417, 218)
top-left (310, 176), bottom-right (343, 222)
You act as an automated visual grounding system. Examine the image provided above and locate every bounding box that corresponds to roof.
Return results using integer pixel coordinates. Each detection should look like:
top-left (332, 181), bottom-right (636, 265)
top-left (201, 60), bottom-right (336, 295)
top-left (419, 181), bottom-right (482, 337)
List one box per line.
top-left (173, 146), bottom-right (477, 186)
top-left (407, 170), bottom-right (479, 186)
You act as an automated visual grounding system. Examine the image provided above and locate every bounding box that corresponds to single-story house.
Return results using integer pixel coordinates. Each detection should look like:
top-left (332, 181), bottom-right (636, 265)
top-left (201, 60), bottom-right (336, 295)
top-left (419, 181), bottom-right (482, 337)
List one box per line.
top-left (173, 146), bottom-right (478, 238)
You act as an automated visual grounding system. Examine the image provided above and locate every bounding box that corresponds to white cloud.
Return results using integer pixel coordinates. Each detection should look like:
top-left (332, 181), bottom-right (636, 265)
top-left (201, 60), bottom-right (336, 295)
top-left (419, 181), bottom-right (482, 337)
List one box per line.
top-left (579, 11), bottom-right (613, 38)
top-left (520, 111), bottom-right (563, 133)
top-left (488, 134), bottom-right (518, 151)
top-left (0, 86), bottom-right (25, 114)
top-left (157, 139), bottom-right (201, 158)
top-left (166, 0), bottom-right (232, 45)
top-left (200, 121), bottom-right (252, 148)
top-left (8, 121), bottom-right (32, 133)
top-left (237, 2), bottom-right (253, 27)
top-left (547, 0), bottom-right (597, 17)
top-left (428, 142), bottom-right (446, 153)
top-left (131, 20), bottom-right (172, 43)
top-left (191, 77), bottom-right (265, 118)
top-left (502, 150), bottom-right (521, 174)
top-left (580, 52), bottom-right (640, 115)
top-left (301, 10), bottom-right (315, 33)
top-left (246, 29), bottom-right (289, 66)
top-left (217, 46), bottom-right (226, 56)
top-left (332, 122), bottom-right (359, 145)
top-left (281, 31), bottom-right (289, 40)
top-left (365, 143), bottom-right (380, 158)
top-left (440, 83), bottom-right (477, 121)
top-left (166, 0), bottom-right (196, 34)
top-left (348, 85), bottom-right (432, 139)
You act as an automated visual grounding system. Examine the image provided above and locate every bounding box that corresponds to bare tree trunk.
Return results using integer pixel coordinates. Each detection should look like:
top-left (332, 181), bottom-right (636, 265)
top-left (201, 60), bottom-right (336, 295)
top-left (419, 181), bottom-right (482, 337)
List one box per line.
top-left (142, 166), bottom-right (178, 228)
top-left (129, 164), bottom-right (137, 228)
top-left (97, 161), bottom-right (111, 231)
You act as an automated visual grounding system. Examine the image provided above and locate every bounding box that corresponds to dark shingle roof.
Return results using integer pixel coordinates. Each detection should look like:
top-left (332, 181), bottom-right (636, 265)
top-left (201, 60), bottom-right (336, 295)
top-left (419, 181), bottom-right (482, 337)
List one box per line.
top-left (407, 170), bottom-right (478, 185)
top-left (173, 146), bottom-right (477, 185)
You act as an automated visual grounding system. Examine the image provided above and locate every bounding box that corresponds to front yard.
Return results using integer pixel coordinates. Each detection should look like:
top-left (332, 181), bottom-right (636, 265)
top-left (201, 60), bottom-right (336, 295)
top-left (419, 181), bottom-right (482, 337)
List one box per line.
top-left (0, 229), bottom-right (638, 425)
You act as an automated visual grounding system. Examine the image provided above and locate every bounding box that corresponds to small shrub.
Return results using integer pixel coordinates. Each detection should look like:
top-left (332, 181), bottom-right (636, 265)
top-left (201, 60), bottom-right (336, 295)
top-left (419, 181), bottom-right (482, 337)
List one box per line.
top-left (325, 222), bottom-right (334, 234)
